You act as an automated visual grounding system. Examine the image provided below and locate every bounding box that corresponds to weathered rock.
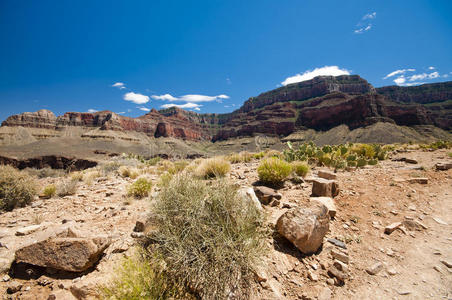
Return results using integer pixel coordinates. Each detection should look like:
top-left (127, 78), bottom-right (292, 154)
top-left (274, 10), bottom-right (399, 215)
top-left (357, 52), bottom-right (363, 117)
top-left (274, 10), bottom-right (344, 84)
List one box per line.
top-left (408, 177), bottom-right (428, 184)
top-left (253, 186), bottom-right (282, 205)
top-left (436, 162), bottom-right (452, 171)
top-left (15, 224), bottom-right (42, 236)
top-left (317, 170), bottom-right (337, 180)
top-left (48, 289), bottom-right (77, 300)
top-left (238, 187), bottom-right (263, 210)
top-left (6, 281), bottom-right (23, 294)
top-left (312, 178), bottom-right (339, 198)
top-left (311, 197), bottom-right (336, 218)
top-left (384, 222), bottom-right (402, 234)
top-left (327, 238), bottom-right (347, 249)
top-left (15, 236), bottom-right (110, 272)
top-left (307, 270), bottom-right (318, 281)
top-left (440, 259), bottom-right (452, 268)
top-left (331, 248), bottom-right (349, 264)
top-left (328, 265), bottom-right (348, 283)
top-left (333, 260), bottom-right (348, 273)
top-left (276, 202), bottom-right (330, 254)
top-left (366, 262), bottom-right (384, 275)
top-left (402, 219), bottom-right (427, 231)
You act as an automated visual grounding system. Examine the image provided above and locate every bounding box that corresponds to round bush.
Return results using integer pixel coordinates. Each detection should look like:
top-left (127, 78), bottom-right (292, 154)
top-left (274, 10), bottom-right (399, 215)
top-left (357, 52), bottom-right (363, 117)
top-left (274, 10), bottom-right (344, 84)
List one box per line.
top-left (0, 165), bottom-right (37, 211)
top-left (195, 158), bottom-right (231, 178)
top-left (128, 177), bottom-right (153, 198)
top-left (291, 161), bottom-right (310, 177)
top-left (257, 157), bottom-right (292, 185)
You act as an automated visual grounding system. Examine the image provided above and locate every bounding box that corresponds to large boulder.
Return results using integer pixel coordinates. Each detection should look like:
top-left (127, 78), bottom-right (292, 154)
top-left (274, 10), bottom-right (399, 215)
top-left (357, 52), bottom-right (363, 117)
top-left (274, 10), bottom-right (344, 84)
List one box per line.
top-left (312, 178), bottom-right (339, 198)
top-left (276, 202), bottom-right (330, 254)
top-left (15, 235), bottom-right (110, 273)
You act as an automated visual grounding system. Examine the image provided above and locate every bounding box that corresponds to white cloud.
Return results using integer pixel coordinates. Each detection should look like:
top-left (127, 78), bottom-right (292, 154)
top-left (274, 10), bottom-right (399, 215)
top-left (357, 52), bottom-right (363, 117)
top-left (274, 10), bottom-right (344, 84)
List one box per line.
top-left (226, 78), bottom-right (232, 85)
top-left (393, 76), bottom-right (406, 85)
top-left (160, 102), bottom-right (202, 110)
top-left (407, 71), bottom-right (440, 82)
top-left (152, 93), bottom-right (229, 103)
top-left (112, 82), bottom-right (126, 89)
top-left (87, 109), bottom-right (97, 113)
top-left (123, 92), bottom-right (150, 104)
top-left (354, 12), bottom-right (376, 34)
top-left (281, 66), bottom-right (351, 86)
top-left (117, 111), bottom-right (126, 114)
top-left (354, 25), bottom-right (372, 34)
top-left (383, 69), bottom-right (416, 79)
top-left (151, 94), bottom-right (178, 101)
top-left (193, 107), bottom-right (201, 111)
top-left (127, 109), bottom-right (132, 113)
top-left (363, 12), bottom-right (377, 20)
top-left (137, 107), bottom-right (150, 112)
top-left (428, 66), bottom-right (435, 70)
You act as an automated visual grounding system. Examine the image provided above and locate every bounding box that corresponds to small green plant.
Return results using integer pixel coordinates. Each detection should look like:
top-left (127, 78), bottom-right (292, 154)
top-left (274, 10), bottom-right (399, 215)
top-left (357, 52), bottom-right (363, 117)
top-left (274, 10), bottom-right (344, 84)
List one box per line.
top-left (56, 179), bottom-right (78, 197)
top-left (291, 161), bottom-right (310, 177)
top-left (0, 166), bottom-right (37, 211)
top-left (102, 253), bottom-right (182, 300)
top-left (253, 151), bottom-right (265, 159)
top-left (157, 172), bottom-right (173, 188)
top-left (195, 157), bottom-right (231, 178)
top-left (448, 152), bottom-right (452, 158)
top-left (42, 184), bottom-right (56, 198)
top-left (228, 151), bottom-right (253, 163)
top-left (128, 177), bottom-right (153, 198)
top-left (257, 157), bottom-right (292, 186)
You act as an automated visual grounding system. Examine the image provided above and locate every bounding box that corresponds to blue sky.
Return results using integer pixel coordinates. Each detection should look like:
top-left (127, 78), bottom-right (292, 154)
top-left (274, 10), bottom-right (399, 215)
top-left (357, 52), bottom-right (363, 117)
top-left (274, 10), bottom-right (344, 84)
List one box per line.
top-left (1, 0), bottom-right (451, 122)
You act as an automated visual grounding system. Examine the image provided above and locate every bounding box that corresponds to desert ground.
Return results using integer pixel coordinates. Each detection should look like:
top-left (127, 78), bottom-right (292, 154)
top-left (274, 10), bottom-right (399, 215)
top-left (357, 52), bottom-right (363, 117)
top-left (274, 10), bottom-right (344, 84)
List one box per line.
top-left (0, 146), bottom-right (451, 300)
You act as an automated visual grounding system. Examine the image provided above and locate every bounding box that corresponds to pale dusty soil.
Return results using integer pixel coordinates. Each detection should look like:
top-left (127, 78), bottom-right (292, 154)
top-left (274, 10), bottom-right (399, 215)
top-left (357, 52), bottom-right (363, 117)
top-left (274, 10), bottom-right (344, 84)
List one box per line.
top-left (0, 149), bottom-right (451, 300)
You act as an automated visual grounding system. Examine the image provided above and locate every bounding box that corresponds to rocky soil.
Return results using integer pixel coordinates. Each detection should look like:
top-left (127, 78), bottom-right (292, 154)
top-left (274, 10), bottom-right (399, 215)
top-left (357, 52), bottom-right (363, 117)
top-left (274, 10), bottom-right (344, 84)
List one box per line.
top-left (1, 149), bottom-right (451, 299)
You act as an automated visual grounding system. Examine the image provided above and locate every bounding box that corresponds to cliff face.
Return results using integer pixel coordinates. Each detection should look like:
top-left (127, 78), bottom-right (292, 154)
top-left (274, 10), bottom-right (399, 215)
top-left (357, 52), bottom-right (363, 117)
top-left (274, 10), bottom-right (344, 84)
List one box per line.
top-left (1, 76), bottom-right (451, 143)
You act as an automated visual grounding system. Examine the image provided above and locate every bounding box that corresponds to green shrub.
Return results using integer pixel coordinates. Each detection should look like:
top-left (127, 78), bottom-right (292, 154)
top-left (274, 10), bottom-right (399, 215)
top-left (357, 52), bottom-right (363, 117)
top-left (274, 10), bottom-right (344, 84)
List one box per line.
top-left (291, 161), bottom-right (310, 177)
top-left (0, 166), bottom-right (37, 211)
top-left (257, 157), bottom-right (292, 185)
top-left (145, 156), bottom-right (161, 166)
top-left (102, 253), bottom-right (183, 300)
top-left (195, 157), bottom-right (231, 178)
top-left (56, 179), bottom-right (78, 197)
top-left (128, 177), bottom-right (152, 198)
top-left (147, 174), bottom-right (265, 299)
top-left (42, 184), bottom-right (56, 198)
top-left (253, 151), bottom-right (265, 159)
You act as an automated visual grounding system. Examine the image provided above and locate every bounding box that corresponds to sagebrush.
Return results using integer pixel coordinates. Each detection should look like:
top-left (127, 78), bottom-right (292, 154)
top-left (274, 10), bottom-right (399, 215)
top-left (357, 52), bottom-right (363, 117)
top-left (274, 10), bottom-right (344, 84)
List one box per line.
top-left (0, 165), bottom-right (37, 211)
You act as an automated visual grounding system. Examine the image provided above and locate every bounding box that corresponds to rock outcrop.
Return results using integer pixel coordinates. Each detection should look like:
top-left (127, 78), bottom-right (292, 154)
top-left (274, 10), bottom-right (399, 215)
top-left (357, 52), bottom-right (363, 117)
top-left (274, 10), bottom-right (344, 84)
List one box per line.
top-left (1, 76), bottom-right (451, 143)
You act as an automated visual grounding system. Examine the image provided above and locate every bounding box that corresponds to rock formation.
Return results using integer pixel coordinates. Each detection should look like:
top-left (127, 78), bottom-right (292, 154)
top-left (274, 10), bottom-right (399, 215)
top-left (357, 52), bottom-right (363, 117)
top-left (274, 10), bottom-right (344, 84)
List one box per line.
top-left (1, 76), bottom-right (451, 144)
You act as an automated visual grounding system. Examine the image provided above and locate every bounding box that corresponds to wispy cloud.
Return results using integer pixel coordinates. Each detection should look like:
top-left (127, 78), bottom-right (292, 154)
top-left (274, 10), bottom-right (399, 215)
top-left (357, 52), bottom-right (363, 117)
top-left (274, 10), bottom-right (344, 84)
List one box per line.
top-left (160, 102), bottom-right (202, 110)
top-left (384, 67), bottom-right (446, 86)
top-left (281, 66), bottom-right (351, 86)
top-left (87, 109), bottom-right (98, 113)
top-left (123, 92), bottom-right (150, 104)
top-left (383, 69), bottom-right (416, 79)
top-left (152, 94), bottom-right (229, 103)
top-left (354, 12), bottom-right (376, 34)
top-left (137, 106), bottom-right (151, 112)
top-left (112, 82), bottom-right (126, 90)
top-left (226, 78), bottom-right (232, 85)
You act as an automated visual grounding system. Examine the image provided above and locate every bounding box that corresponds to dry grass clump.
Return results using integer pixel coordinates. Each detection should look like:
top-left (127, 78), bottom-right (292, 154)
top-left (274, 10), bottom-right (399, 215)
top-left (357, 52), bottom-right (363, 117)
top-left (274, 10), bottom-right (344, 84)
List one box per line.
top-left (195, 157), bottom-right (231, 178)
top-left (167, 160), bottom-right (189, 174)
top-left (257, 157), bottom-right (292, 186)
top-left (83, 169), bottom-right (101, 185)
top-left (56, 179), bottom-right (78, 197)
top-left (70, 171), bottom-right (84, 182)
top-left (291, 161), bottom-right (310, 177)
top-left (265, 149), bottom-right (282, 159)
top-left (253, 151), bottom-right (265, 159)
top-left (0, 165), bottom-right (37, 211)
top-left (119, 166), bottom-right (140, 179)
top-left (127, 177), bottom-right (153, 198)
top-left (101, 161), bottom-right (121, 175)
top-left (156, 160), bottom-right (175, 174)
top-left (228, 151), bottom-right (253, 163)
top-left (42, 184), bottom-right (56, 198)
top-left (146, 174), bottom-right (265, 299)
